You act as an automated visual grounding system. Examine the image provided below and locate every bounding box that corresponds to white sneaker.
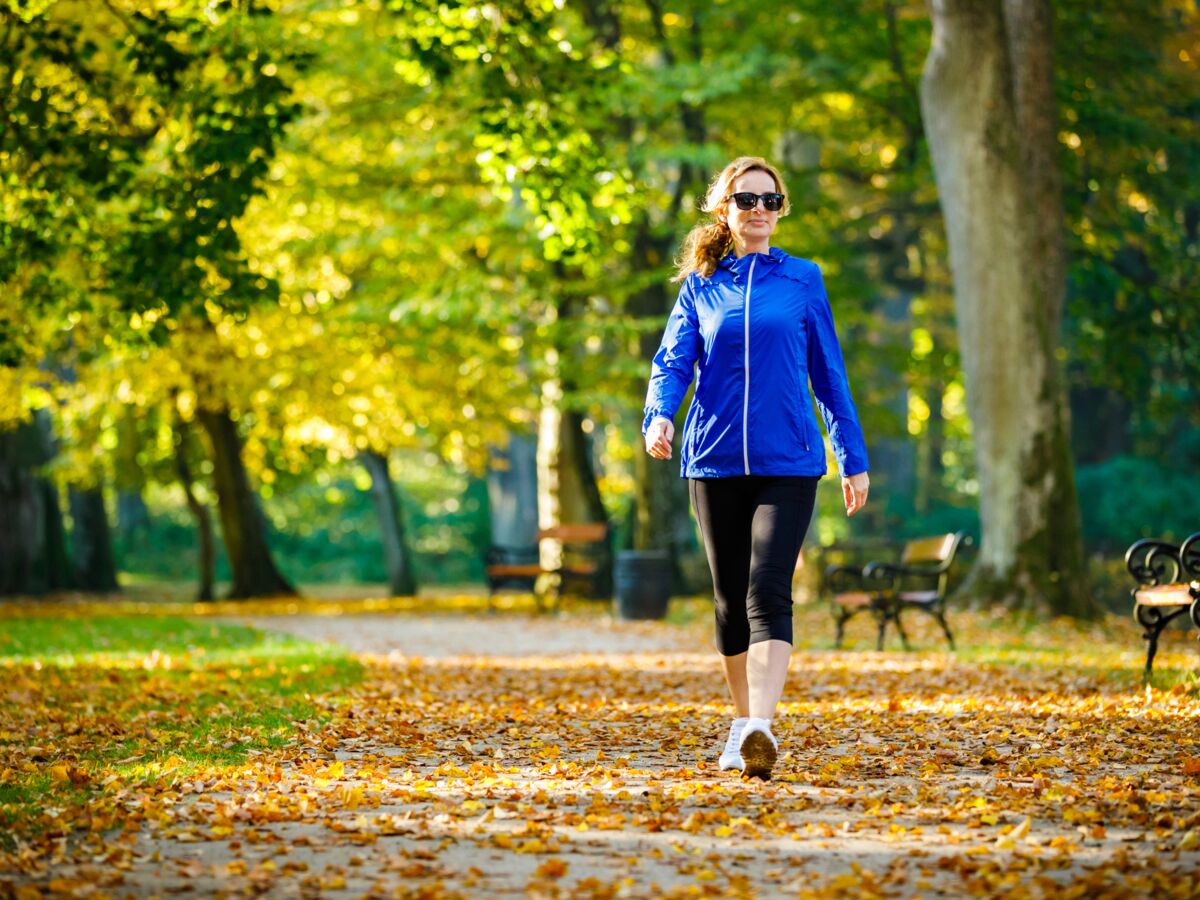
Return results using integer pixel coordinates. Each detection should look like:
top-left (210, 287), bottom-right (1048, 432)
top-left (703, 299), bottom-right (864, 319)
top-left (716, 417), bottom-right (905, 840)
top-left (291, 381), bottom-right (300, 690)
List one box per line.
top-left (738, 718), bottom-right (778, 780)
top-left (719, 717), bottom-right (749, 771)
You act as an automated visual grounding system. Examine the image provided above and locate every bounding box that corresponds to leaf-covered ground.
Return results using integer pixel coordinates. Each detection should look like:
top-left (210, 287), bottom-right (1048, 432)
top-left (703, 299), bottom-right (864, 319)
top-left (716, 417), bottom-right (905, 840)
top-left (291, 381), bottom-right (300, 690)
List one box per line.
top-left (2, 594), bottom-right (1200, 898)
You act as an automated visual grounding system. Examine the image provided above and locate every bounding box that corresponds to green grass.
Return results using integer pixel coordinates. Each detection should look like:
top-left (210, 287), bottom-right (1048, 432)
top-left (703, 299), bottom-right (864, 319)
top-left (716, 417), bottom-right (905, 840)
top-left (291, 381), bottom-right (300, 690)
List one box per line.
top-left (0, 615), bottom-right (268, 663)
top-left (0, 614), bottom-right (363, 848)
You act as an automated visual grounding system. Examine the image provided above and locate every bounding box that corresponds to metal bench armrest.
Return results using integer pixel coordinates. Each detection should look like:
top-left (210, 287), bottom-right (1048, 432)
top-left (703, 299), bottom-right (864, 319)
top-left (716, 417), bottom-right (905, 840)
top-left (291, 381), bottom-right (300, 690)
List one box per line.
top-left (1179, 532), bottom-right (1200, 583)
top-left (1125, 539), bottom-right (1182, 588)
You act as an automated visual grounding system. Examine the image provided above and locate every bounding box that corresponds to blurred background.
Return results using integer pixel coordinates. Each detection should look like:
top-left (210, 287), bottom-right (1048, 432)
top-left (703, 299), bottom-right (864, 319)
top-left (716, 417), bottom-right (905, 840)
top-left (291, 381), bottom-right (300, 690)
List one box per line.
top-left (1, 0), bottom-right (1196, 611)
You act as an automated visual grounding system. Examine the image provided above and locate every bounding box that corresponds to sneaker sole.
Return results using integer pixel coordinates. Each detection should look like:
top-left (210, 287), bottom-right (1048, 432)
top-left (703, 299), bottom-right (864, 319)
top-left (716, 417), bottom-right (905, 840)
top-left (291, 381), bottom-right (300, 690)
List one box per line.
top-left (718, 756), bottom-right (744, 772)
top-left (740, 731), bottom-right (777, 781)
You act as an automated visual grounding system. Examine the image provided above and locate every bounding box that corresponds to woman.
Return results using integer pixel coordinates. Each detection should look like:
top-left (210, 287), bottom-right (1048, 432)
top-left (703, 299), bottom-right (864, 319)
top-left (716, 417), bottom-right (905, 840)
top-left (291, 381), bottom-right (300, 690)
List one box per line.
top-left (643, 156), bottom-right (870, 780)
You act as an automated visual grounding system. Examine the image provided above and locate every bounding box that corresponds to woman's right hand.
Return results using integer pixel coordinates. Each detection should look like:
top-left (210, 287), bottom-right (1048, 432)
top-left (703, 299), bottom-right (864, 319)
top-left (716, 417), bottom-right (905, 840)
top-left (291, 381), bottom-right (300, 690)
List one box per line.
top-left (644, 416), bottom-right (675, 459)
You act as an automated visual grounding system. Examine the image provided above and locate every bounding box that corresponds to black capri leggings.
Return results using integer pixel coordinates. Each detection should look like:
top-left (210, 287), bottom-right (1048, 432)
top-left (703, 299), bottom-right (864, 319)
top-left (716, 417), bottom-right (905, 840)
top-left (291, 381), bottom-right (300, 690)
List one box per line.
top-left (688, 475), bottom-right (819, 656)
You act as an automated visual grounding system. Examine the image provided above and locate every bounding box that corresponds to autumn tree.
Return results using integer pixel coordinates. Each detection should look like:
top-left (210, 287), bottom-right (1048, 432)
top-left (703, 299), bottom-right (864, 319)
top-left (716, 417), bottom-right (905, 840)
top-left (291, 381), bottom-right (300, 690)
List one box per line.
top-left (919, 0), bottom-right (1093, 615)
top-left (0, 0), bottom-right (300, 597)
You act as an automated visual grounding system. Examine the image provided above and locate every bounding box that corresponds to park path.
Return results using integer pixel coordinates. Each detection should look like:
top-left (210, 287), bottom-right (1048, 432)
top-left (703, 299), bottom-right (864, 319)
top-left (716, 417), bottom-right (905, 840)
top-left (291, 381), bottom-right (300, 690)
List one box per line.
top-left (41, 610), bottom-right (1200, 898)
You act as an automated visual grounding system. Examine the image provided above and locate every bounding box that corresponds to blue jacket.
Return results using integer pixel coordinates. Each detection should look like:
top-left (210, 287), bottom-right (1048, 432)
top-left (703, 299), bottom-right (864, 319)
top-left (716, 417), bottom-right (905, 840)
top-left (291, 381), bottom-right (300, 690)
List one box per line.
top-left (643, 247), bottom-right (869, 479)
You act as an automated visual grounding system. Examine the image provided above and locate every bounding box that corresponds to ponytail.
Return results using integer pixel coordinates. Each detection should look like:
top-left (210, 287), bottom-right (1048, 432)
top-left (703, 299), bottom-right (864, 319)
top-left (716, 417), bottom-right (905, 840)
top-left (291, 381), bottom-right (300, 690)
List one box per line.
top-left (673, 220), bottom-right (732, 282)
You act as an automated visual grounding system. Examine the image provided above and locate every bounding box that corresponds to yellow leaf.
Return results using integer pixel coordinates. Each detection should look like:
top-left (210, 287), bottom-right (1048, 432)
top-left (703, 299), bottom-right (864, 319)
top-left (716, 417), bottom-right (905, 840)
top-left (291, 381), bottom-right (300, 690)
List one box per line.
top-left (535, 859), bottom-right (568, 879)
top-left (1010, 816), bottom-right (1032, 841)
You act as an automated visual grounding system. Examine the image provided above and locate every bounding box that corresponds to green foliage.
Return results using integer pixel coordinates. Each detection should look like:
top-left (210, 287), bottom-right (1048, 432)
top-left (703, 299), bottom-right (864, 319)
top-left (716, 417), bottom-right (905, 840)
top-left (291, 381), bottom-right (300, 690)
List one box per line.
top-left (1058, 0), bottom-right (1200, 435)
top-left (115, 462), bottom-right (491, 587)
top-left (2, 0), bottom-right (1197, 594)
top-left (1076, 450), bottom-right (1200, 554)
top-left (1, 0), bottom-right (301, 360)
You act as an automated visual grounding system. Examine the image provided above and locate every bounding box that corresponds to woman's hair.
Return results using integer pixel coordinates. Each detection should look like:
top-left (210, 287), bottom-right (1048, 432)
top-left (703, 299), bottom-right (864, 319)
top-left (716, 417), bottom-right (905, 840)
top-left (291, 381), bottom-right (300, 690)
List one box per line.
top-left (673, 156), bottom-right (791, 282)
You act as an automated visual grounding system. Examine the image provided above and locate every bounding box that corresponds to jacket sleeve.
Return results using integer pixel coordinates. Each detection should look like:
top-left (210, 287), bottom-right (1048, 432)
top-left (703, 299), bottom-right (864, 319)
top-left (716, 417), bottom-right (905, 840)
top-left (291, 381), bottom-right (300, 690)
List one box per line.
top-left (642, 277), bottom-right (702, 434)
top-left (806, 265), bottom-right (870, 476)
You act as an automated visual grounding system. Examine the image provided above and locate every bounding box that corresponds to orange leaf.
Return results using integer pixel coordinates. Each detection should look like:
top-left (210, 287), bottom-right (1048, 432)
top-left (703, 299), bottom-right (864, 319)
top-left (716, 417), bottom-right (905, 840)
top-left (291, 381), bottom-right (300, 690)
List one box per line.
top-left (535, 859), bottom-right (568, 879)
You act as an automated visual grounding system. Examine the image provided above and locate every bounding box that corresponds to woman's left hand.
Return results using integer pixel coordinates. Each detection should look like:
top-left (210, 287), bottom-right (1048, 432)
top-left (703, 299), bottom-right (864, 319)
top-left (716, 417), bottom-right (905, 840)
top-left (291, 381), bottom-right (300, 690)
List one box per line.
top-left (842, 472), bottom-right (870, 516)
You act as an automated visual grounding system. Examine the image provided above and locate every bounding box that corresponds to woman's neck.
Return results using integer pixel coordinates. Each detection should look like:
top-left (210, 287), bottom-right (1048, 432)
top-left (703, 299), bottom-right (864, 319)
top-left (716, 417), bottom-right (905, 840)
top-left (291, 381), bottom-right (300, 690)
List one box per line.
top-left (733, 239), bottom-right (770, 258)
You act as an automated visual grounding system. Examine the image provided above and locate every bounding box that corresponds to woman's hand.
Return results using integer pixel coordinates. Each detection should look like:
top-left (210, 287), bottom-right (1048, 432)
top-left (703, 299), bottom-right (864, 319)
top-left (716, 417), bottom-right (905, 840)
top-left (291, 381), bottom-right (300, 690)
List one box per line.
top-left (842, 471), bottom-right (870, 516)
top-left (644, 417), bottom-right (675, 459)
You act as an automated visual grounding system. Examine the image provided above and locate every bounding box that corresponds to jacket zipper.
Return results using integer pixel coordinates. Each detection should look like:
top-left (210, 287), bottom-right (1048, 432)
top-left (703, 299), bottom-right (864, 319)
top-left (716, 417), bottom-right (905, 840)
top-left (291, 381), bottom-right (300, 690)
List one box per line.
top-left (742, 256), bottom-right (756, 475)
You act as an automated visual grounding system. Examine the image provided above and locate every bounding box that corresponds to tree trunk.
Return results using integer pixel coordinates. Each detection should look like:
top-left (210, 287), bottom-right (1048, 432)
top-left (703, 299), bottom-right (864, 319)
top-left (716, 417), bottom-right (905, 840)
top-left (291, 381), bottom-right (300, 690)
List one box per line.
top-left (194, 406), bottom-right (295, 599)
top-left (0, 415), bottom-right (73, 596)
top-left (0, 422), bottom-right (48, 595)
top-left (487, 434), bottom-right (539, 549)
top-left (39, 477), bottom-right (74, 591)
top-left (361, 449), bottom-right (418, 597)
top-left (173, 415), bottom-right (216, 602)
top-left (920, 0), bottom-right (1092, 616)
top-left (537, 379), bottom-right (611, 597)
top-left (915, 377), bottom-right (947, 515)
top-left (868, 289), bottom-right (917, 530)
top-left (1069, 385), bottom-right (1131, 464)
top-left (117, 490), bottom-right (151, 543)
top-left (69, 487), bottom-right (119, 592)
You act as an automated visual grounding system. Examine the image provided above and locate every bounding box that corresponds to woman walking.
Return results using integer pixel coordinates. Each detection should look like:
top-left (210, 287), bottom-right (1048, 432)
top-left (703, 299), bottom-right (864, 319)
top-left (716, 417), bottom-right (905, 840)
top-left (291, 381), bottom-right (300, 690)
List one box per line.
top-left (643, 156), bottom-right (870, 780)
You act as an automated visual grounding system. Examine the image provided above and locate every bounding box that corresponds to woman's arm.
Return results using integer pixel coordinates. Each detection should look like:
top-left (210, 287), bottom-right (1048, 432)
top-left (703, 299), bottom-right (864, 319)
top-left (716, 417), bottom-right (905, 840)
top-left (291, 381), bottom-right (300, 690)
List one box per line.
top-left (806, 265), bottom-right (870, 481)
top-left (642, 280), bottom-right (702, 454)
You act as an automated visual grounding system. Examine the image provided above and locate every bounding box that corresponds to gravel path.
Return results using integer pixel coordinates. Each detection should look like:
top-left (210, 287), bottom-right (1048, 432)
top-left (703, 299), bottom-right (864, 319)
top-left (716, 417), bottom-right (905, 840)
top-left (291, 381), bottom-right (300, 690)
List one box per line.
top-left (227, 611), bottom-right (693, 659)
top-left (15, 610), bottom-right (1200, 899)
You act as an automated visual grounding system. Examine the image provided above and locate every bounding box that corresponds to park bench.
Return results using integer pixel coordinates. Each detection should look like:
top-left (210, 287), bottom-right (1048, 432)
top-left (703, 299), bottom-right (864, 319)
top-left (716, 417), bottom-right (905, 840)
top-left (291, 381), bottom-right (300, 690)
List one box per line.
top-left (1125, 532), bottom-right (1200, 681)
top-left (825, 531), bottom-right (970, 651)
top-left (486, 522), bottom-right (612, 612)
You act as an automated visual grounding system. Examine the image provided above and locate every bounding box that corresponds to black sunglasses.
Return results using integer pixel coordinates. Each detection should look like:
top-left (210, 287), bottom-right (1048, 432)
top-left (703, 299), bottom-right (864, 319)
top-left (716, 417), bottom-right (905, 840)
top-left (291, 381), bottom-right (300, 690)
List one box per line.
top-left (728, 191), bottom-right (785, 211)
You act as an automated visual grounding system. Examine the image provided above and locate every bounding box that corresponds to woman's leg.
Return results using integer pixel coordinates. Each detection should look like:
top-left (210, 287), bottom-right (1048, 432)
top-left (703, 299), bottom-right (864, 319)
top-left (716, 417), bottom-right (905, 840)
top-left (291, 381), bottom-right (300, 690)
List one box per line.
top-left (719, 652), bottom-right (750, 718)
top-left (747, 640), bottom-right (793, 719)
top-left (744, 476), bottom-right (819, 720)
top-left (688, 477), bottom-right (754, 714)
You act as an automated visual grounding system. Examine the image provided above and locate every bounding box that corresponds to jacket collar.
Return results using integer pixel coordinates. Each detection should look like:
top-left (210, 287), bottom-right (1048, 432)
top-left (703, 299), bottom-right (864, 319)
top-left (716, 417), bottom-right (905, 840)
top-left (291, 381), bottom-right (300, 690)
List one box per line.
top-left (715, 246), bottom-right (788, 284)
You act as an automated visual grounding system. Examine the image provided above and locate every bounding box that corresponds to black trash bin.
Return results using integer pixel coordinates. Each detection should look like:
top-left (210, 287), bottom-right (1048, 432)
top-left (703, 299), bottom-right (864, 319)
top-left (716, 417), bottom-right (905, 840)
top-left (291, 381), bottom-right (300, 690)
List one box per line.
top-left (614, 549), bottom-right (672, 620)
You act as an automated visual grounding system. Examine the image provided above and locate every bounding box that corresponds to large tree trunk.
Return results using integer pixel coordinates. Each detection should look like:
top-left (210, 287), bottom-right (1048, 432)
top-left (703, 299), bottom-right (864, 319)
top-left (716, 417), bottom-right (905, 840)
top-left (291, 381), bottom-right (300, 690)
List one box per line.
top-left (173, 415), bottom-right (216, 602)
top-left (920, 0), bottom-right (1092, 615)
top-left (69, 487), bottom-right (119, 592)
top-left (361, 449), bottom-right (418, 597)
top-left (0, 415), bottom-right (73, 596)
top-left (195, 407), bottom-right (295, 599)
top-left (0, 422), bottom-right (49, 595)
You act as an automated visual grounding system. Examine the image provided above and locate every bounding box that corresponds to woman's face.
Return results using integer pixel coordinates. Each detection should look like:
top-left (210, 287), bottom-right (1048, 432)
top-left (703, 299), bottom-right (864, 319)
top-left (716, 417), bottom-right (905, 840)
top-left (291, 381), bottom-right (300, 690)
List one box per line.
top-left (719, 169), bottom-right (780, 249)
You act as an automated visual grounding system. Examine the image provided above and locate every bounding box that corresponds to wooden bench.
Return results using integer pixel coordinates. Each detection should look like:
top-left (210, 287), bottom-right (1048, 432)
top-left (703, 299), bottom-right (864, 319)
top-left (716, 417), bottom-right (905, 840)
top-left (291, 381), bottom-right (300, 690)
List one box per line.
top-left (486, 522), bottom-right (612, 612)
top-left (1125, 532), bottom-right (1200, 681)
top-left (825, 532), bottom-right (970, 650)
